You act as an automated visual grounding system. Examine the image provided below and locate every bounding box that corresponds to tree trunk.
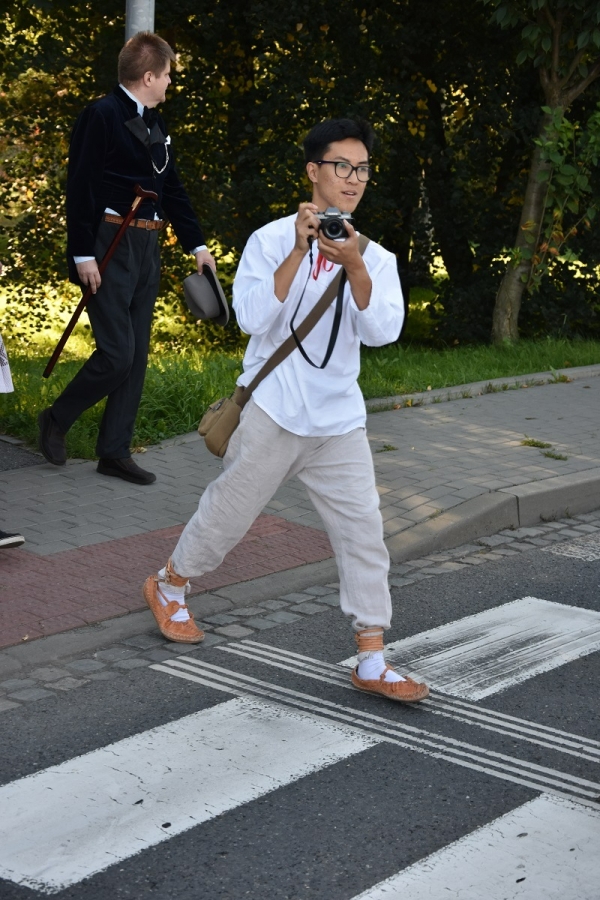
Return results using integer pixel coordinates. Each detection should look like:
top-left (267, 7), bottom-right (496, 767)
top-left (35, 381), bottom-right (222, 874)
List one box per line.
top-left (491, 113), bottom-right (554, 343)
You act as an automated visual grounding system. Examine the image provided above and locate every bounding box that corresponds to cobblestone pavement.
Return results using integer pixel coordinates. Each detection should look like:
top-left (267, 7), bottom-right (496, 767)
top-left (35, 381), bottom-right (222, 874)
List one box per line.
top-left (2, 509), bottom-right (599, 714)
top-left (1, 366), bottom-right (599, 650)
top-left (0, 515), bottom-right (333, 649)
top-left (1, 368), bottom-right (599, 554)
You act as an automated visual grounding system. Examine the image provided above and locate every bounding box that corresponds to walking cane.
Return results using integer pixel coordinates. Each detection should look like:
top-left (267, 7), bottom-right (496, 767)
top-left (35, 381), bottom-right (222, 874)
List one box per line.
top-left (43, 184), bottom-right (159, 378)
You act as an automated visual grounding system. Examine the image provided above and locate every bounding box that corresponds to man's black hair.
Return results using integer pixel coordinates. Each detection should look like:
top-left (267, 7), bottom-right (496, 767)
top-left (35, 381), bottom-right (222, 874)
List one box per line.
top-left (303, 118), bottom-right (375, 163)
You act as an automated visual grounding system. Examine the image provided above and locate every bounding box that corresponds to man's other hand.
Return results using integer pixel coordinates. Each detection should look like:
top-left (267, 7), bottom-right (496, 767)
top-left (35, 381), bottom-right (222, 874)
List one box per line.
top-left (317, 222), bottom-right (363, 272)
top-left (76, 260), bottom-right (102, 293)
top-left (195, 249), bottom-right (217, 273)
top-left (294, 202), bottom-right (320, 254)
top-left (318, 223), bottom-right (372, 309)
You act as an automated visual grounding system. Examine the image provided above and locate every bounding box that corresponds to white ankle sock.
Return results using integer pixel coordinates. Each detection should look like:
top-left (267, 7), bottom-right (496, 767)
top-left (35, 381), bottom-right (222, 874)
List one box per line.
top-left (157, 567), bottom-right (190, 623)
top-left (357, 651), bottom-right (406, 683)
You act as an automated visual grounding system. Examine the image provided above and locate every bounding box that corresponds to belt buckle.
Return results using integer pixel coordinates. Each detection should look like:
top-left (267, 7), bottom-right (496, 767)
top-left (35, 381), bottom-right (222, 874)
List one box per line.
top-left (144, 218), bottom-right (152, 231)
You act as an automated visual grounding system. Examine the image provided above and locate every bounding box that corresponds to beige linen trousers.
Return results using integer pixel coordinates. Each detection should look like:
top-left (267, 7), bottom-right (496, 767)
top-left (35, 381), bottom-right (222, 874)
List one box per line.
top-left (171, 400), bottom-right (392, 631)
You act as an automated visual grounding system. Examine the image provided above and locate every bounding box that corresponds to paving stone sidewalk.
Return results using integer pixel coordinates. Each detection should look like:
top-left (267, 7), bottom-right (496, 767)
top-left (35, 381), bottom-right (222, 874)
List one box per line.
top-left (1, 366), bottom-right (599, 649)
top-left (3, 509), bottom-right (600, 714)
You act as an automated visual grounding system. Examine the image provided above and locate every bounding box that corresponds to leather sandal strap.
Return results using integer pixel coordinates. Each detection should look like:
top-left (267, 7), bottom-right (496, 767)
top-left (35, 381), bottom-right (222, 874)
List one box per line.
top-left (162, 599), bottom-right (194, 619)
top-left (355, 628), bottom-right (384, 653)
top-left (380, 665), bottom-right (395, 682)
top-left (165, 558), bottom-right (189, 588)
top-left (156, 584), bottom-right (170, 607)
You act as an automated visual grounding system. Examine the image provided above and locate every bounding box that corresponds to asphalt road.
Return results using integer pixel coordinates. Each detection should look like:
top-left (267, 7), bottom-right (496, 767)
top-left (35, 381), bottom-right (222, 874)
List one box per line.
top-left (0, 539), bottom-right (599, 899)
top-left (0, 439), bottom-right (40, 472)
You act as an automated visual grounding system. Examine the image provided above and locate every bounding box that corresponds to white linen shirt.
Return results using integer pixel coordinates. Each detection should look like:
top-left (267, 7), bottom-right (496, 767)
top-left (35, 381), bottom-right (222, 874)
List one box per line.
top-left (233, 213), bottom-right (404, 437)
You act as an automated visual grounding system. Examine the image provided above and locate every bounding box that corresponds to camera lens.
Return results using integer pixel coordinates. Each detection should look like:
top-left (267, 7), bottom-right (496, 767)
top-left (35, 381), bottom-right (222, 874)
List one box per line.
top-left (323, 219), bottom-right (344, 239)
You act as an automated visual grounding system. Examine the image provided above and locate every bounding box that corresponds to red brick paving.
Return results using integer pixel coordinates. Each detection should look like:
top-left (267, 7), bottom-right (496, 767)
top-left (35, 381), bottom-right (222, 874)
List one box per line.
top-left (0, 515), bottom-right (333, 650)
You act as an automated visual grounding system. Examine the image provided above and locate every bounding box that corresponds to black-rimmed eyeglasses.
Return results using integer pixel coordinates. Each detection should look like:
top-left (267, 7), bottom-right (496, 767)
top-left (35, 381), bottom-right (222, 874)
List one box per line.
top-left (314, 160), bottom-right (372, 182)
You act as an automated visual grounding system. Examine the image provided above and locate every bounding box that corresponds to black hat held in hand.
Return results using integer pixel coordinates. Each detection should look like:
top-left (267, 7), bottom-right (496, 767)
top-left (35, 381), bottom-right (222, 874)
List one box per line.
top-left (183, 265), bottom-right (230, 326)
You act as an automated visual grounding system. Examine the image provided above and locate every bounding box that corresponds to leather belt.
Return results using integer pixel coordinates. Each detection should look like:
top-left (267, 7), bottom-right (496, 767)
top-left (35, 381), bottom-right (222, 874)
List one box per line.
top-left (103, 213), bottom-right (165, 231)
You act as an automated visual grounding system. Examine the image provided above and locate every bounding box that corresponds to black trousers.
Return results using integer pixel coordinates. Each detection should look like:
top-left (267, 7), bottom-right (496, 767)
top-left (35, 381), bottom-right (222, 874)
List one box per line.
top-left (52, 221), bottom-right (161, 459)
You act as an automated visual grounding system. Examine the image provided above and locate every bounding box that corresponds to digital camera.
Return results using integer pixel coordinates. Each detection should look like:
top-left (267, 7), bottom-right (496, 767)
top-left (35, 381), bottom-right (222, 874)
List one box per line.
top-left (315, 207), bottom-right (354, 240)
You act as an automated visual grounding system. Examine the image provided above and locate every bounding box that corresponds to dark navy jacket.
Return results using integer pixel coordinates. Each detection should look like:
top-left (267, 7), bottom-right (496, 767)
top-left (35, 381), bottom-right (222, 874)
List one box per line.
top-left (66, 85), bottom-right (205, 283)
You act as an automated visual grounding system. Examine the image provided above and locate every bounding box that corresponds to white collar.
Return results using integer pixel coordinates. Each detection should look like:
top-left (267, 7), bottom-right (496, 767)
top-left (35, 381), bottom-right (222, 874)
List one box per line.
top-left (119, 83), bottom-right (145, 118)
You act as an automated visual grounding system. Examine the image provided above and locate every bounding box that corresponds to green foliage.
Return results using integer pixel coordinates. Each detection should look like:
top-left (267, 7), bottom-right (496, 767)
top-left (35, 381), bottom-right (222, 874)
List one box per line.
top-left (2, 337), bottom-right (598, 458)
top-left (521, 436), bottom-right (552, 447)
top-left (524, 104), bottom-right (600, 290)
top-left (359, 335), bottom-right (600, 399)
top-left (2, 0), bottom-right (600, 351)
top-left (520, 259), bottom-right (600, 338)
top-left (0, 0), bottom-right (535, 348)
top-left (484, 0), bottom-right (600, 81)
top-left (0, 346), bottom-right (244, 457)
top-left (478, 0), bottom-right (600, 342)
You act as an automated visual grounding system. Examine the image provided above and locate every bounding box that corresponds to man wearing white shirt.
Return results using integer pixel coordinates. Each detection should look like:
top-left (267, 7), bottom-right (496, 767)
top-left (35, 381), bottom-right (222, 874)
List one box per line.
top-left (142, 118), bottom-right (429, 702)
top-left (38, 31), bottom-right (214, 484)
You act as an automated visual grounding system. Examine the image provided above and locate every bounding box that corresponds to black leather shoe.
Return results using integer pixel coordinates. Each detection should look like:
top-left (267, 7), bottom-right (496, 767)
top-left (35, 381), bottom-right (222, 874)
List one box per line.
top-left (38, 408), bottom-right (67, 466)
top-left (0, 530), bottom-right (25, 549)
top-left (97, 457), bottom-right (156, 485)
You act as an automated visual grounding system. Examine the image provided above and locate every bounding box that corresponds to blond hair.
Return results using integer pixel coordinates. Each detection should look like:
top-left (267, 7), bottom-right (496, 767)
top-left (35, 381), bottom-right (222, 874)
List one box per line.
top-left (118, 32), bottom-right (175, 85)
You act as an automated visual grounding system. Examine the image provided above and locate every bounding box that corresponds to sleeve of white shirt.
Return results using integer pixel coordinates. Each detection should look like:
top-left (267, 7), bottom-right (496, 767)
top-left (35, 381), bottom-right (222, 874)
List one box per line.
top-left (232, 232), bottom-right (287, 336)
top-left (349, 249), bottom-right (405, 347)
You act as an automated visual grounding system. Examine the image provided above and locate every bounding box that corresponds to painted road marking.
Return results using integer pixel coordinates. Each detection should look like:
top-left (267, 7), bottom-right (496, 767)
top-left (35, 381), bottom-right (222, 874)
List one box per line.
top-left (338, 597), bottom-right (600, 700)
top-left (348, 793), bottom-right (600, 900)
top-left (218, 641), bottom-right (600, 764)
top-left (545, 533), bottom-right (600, 561)
top-left (0, 698), bottom-right (378, 894)
top-left (153, 657), bottom-right (600, 807)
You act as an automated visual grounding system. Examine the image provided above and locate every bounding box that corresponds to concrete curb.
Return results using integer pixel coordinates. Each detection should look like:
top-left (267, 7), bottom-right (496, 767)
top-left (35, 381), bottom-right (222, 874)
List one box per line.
top-left (2, 365), bottom-right (600, 659)
top-left (365, 363), bottom-right (600, 412)
top-left (385, 493), bottom-right (518, 562)
top-left (501, 466), bottom-right (600, 527)
top-left (385, 467), bottom-right (600, 562)
top-left (194, 466), bottom-right (600, 600)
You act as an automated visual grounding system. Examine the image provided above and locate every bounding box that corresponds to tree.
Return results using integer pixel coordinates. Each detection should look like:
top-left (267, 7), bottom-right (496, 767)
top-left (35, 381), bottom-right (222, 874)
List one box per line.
top-left (5, 0), bottom-right (599, 351)
top-left (482, 0), bottom-right (600, 343)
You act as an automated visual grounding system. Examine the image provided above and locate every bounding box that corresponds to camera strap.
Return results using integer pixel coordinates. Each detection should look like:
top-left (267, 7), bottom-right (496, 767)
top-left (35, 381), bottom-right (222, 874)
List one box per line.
top-left (289, 233), bottom-right (369, 370)
top-left (236, 233), bottom-right (369, 407)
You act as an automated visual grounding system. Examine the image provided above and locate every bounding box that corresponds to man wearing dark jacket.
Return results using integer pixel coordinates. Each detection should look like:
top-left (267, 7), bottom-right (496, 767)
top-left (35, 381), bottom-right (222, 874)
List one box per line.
top-left (38, 31), bottom-right (214, 484)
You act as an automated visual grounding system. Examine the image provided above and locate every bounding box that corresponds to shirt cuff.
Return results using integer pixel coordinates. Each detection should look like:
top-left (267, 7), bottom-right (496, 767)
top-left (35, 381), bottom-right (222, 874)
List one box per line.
top-left (191, 245), bottom-right (208, 256)
top-left (73, 256), bottom-right (96, 264)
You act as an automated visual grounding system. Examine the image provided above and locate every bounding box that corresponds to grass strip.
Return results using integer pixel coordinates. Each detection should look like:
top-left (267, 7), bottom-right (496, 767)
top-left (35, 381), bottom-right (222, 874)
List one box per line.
top-left (358, 337), bottom-right (600, 399)
top-left (1, 337), bottom-right (598, 459)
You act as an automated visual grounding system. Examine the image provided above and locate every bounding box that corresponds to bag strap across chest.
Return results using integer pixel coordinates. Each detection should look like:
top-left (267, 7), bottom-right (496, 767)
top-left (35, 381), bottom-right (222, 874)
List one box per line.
top-left (237, 233), bottom-right (370, 408)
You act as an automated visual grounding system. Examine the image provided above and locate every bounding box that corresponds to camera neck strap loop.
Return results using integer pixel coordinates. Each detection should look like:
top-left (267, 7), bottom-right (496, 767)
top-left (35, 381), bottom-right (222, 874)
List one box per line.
top-left (290, 269), bottom-right (346, 369)
top-left (237, 233), bottom-right (369, 408)
top-left (289, 232), bottom-right (370, 370)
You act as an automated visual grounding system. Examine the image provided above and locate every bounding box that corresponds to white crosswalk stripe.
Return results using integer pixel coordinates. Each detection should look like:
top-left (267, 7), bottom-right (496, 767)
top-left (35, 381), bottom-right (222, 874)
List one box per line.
top-left (153, 656), bottom-right (600, 807)
top-left (338, 597), bottom-right (600, 700)
top-left (219, 640), bottom-right (600, 763)
top-left (0, 698), bottom-right (378, 893)
top-left (1, 595), bottom-right (598, 897)
top-left (348, 794), bottom-right (600, 900)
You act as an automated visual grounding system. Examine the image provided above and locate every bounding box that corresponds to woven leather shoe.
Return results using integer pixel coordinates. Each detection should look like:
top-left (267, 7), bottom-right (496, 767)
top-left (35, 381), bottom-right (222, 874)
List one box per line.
top-left (143, 570), bottom-right (204, 643)
top-left (97, 457), bottom-right (156, 485)
top-left (38, 408), bottom-right (66, 466)
top-left (351, 666), bottom-right (429, 703)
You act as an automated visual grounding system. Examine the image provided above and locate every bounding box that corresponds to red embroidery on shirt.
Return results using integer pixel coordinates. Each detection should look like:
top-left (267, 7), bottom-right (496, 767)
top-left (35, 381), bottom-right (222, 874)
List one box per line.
top-left (312, 251), bottom-right (334, 280)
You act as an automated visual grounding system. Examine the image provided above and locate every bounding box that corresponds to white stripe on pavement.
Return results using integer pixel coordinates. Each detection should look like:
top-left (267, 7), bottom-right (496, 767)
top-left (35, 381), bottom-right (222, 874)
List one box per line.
top-left (348, 793), bottom-right (600, 900)
top-left (218, 641), bottom-right (600, 763)
top-left (154, 658), bottom-right (600, 806)
top-left (339, 597), bottom-right (600, 700)
top-left (0, 697), bottom-right (379, 894)
top-left (545, 533), bottom-right (600, 561)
